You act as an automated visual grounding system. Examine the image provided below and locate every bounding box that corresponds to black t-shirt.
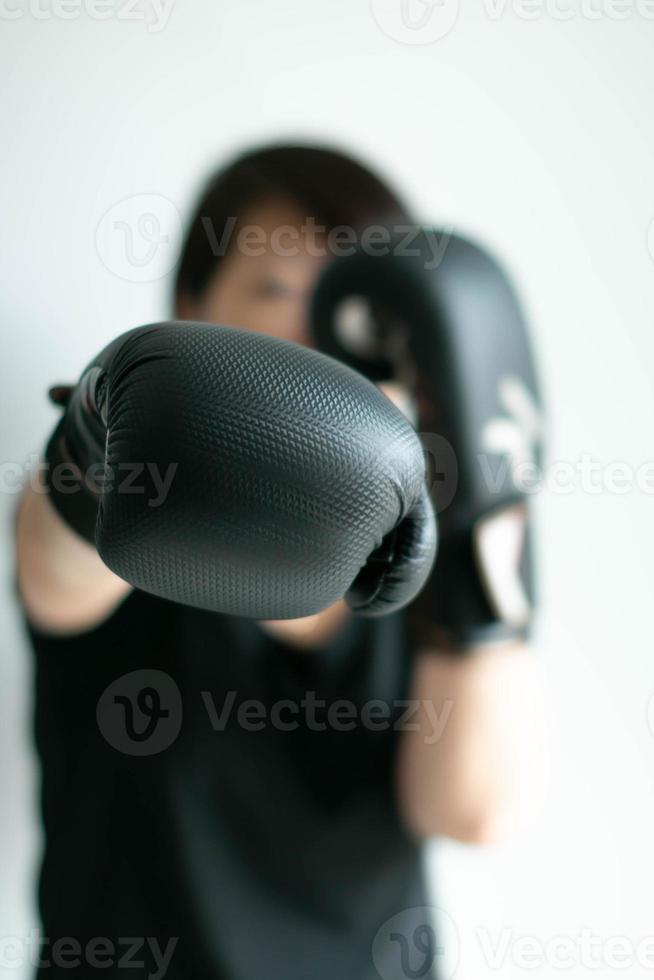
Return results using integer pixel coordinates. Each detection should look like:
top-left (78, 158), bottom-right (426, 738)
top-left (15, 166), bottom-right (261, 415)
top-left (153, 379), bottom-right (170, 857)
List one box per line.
top-left (27, 589), bottom-right (435, 980)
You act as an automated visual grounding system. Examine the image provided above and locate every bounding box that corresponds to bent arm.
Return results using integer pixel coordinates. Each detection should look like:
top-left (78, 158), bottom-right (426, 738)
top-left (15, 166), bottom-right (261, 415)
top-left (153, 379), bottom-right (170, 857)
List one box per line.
top-left (396, 640), bottom-right (547, 844)
top-left (15, 474), bottom-right (131, 635)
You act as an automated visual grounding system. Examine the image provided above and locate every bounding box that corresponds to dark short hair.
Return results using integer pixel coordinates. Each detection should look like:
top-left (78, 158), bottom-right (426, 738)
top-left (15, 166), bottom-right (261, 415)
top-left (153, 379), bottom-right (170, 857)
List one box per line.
top-left (174, 143), bottom-right (413, 303)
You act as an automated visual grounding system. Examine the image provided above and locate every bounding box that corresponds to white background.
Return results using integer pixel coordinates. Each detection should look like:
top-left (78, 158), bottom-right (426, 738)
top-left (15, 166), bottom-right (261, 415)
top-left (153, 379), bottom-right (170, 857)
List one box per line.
top-left (1, 1), bottom-right (654, 977)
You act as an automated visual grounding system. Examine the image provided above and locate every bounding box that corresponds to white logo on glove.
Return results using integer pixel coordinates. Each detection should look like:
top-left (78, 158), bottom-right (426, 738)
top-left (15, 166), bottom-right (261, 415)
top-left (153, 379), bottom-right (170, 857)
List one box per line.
top-left (481, 375), bottom-right (543, 490)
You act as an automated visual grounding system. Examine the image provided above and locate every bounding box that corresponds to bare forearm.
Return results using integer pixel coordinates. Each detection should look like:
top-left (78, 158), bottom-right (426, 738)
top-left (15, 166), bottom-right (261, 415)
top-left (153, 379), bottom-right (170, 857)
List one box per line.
top-left (15, 477), bottom-right (131, 635)
top-left (396, 642), bottom-right (546, 843)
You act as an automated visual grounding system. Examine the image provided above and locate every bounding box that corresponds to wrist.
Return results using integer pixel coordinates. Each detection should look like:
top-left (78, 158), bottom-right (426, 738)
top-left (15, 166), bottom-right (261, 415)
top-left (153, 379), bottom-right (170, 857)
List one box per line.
top-left (410, 512), bottom-right (534, 653)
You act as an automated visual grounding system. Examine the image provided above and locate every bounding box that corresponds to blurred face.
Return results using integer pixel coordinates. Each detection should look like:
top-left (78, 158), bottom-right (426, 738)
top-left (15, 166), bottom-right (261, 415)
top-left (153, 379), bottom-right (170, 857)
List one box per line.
top-left (177, 197), bottom-right (326, 346)
top-left (176, 196), bottom-right (415, 422)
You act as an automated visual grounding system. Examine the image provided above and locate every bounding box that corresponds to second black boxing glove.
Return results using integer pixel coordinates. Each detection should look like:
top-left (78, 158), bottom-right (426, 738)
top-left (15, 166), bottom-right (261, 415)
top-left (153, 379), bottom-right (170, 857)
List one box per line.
top-left (312, 230), bottom-right (544, 648)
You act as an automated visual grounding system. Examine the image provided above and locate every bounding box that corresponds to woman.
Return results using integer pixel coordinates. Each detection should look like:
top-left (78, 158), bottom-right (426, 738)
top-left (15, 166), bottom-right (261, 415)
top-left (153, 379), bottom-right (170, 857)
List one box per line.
top-left (15, 144), bottom-right (540, 980)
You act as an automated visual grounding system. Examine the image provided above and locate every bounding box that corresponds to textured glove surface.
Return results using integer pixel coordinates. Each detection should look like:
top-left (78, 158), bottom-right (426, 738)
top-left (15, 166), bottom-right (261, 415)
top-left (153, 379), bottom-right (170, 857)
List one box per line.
top-left (75, 322), bottom-right (436, 619)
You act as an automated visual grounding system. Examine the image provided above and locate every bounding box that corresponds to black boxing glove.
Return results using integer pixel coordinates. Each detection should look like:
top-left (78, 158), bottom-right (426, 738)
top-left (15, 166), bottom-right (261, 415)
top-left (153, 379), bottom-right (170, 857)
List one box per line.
top-left (311, 229), bottom-right (544, 649)
top-left (45, 321), bottom-right (436, 620)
